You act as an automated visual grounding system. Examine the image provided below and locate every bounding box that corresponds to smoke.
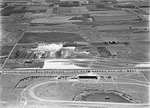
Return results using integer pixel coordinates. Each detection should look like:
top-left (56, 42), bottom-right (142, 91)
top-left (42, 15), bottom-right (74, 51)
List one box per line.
top-left (36, 43), bottom-right (63, 51)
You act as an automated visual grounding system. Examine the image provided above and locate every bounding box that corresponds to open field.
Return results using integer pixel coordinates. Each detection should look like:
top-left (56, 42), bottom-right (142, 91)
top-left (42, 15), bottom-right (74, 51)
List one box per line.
top-left (45, 0), bottom-right (61, 3)
top-left (0, 0), bottom-right (31, 1)
top-left (4, 59), bottom-right (44, 69)
top-left (1, 6), bottom-right (35, 16)
top-left (97, 25), bottom-right (131, 31)
top-left (1, 24), bottom-right (27, 31)
top-left (101, 32), bottom-right (149, 41)
top-left (140, 71), bottom-right (150, 81)
top-left (93, 15), bottom-right (139, 22)
top-left (90, 10), bottom-right (132, 16)
top-left (133, 41), bottom-right (150, 59)
top-left (57, 7), bottom-right (71, 14)
top-left (27, 23), bottom-right (78, 32)
top-left (0, 20), bottom-right (30, 44)
top-left (86, 5), bottom-right (98, 11)
top-left (0, 29), bottom-right (24, 44)
top-left (18, 32), bottom-right (85, 43)
top-left (107, 45), bottom-right (132, 55)
top-left (31, 17), bottom-right (83, 24)
top-left (116, 52), bottom-right (148, 62)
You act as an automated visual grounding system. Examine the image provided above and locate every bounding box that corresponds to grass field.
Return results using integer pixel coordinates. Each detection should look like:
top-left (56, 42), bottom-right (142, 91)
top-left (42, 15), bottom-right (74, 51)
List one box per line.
top-left (27, 23), bottom-right (78, 32)
top-left (18, 32), bottom-right (85, 43)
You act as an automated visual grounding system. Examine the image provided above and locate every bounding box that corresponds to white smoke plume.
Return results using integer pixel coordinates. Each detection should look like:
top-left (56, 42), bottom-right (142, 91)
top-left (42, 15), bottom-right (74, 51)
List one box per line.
top-left (33, 43), bottom-right (63, 51)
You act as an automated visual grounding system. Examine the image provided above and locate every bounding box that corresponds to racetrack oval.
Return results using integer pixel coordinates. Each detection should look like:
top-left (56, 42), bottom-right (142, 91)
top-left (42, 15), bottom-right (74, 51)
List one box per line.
top-left (26, 81), bottom-right (149, 104)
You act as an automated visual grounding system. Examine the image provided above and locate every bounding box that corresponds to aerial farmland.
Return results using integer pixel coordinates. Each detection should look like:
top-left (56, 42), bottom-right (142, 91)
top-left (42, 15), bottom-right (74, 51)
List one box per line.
top-left (0, 0), bottom-right (149, 108)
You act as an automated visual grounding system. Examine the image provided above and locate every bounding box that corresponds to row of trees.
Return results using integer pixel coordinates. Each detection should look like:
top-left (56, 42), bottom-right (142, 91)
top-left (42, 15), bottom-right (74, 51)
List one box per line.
top-left (103, 41), bottom-right (130, 45)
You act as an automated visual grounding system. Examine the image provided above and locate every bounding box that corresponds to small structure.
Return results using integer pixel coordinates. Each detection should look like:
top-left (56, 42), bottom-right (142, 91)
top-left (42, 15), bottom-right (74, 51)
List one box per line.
top-left (77, 72), bottom-right (99, 81)
top-left (105, 96), bottom-right (110, 99)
